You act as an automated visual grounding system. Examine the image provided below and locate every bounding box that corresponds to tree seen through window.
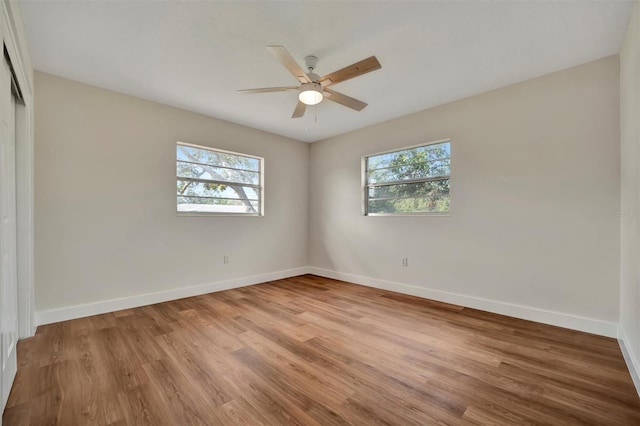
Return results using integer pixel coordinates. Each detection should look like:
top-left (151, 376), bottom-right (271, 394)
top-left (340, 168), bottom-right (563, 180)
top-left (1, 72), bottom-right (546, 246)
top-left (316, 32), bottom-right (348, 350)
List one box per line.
top-left (177, 143), bottom-right (263, 215)
top-left (365, 141), bottom-right (450, 215)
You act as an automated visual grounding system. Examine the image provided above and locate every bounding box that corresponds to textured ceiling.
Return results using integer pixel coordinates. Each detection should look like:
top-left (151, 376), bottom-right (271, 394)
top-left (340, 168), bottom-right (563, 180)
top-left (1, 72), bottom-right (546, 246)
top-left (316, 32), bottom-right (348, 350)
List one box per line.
top-left (20, 1), bottom-right (633, 142)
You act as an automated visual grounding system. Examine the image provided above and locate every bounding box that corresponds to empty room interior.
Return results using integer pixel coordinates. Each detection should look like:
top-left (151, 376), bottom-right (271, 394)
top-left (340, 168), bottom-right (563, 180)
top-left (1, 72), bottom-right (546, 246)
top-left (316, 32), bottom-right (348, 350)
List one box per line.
top-left (2, 0), bottom-right (640, 424)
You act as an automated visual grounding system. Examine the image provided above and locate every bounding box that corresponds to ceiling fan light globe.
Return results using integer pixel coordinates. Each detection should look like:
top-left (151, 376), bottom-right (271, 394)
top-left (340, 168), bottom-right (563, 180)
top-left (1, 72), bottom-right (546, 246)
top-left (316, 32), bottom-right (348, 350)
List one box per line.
top-left (298, 82), bottom-right (323, 105)
top-left (299, 90), bottom-right (323, 105)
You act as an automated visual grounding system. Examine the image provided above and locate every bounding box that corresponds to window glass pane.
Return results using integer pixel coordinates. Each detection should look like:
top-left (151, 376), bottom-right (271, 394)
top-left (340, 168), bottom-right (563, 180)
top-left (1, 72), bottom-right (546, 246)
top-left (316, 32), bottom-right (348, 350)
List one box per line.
top-left (368, 159), bottom-right (450, 184)
top-left (368, 192), bottom-right (449, 214)
top-left (177, 145), bottom-right (260, 171)
top-left (177, 142), bottom-right (263, 215)
top-left (177, 180), bottom-right (259, 200)
top-left (177, 161), bottom-right (259, 185)
top-left (368, 180), bottom-right (449, 200)
top-left (364, 141), bottom-right (451, 215)
top-left (177, 197), bottom-right (259, 214)
top-left (367, 142), bottom-right (450, 171)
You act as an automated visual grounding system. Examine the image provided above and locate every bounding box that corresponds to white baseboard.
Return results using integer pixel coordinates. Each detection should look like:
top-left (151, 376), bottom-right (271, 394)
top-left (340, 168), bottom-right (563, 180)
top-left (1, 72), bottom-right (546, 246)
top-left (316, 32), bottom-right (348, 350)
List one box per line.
top-left (36, 266), bottom-right (619, 340)
top-left (618, 325), bottom-right (640, 397)
top-left (307, 267), bottom-right (618, 338)
top-left (35, 267), bottom-right (310, 326)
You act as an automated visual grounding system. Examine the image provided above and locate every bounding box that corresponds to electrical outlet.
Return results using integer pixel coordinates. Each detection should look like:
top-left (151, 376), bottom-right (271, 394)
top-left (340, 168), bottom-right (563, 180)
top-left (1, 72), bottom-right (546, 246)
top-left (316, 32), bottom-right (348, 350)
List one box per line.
top-left (402, 257), bottom-right (408, 267)
top-left (224, 255), bottom-right (229, 264)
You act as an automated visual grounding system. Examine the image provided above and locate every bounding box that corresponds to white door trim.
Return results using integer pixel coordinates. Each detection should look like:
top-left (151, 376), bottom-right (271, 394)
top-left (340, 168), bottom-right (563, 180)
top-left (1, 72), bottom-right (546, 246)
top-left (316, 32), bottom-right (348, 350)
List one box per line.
top-left (1, 1), bottom-right (34, 339)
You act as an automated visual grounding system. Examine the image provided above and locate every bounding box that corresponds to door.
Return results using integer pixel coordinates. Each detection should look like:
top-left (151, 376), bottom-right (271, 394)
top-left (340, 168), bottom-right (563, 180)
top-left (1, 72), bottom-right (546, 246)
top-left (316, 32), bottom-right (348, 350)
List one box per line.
top-left (0, 52), bottom-right (18, 414)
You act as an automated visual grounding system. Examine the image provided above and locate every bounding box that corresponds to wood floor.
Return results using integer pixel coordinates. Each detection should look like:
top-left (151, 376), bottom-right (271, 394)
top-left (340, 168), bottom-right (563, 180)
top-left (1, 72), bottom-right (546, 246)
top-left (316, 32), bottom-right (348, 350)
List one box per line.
top-left (3, 275), bottom-right (640, 425)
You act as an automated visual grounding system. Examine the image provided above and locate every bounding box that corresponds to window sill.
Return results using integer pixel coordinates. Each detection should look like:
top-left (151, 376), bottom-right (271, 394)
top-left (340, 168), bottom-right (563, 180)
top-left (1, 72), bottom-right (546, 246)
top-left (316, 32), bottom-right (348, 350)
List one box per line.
top-left (176, 211), bottom-right (263, 217)
top-left (364, 212), bottom-right (450, 217)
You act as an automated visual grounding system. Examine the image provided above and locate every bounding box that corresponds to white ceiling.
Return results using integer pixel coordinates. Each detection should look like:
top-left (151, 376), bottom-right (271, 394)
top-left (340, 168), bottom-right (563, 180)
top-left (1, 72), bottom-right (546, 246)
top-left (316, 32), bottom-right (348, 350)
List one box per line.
top-left (20, 0), bottom-right (633, 143)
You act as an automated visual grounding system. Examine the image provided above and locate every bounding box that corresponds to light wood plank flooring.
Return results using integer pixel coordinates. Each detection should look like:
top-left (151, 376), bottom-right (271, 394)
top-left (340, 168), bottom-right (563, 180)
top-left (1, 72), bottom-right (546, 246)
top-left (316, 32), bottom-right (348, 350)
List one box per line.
top-left (3, 274), bottom-right (640, 425)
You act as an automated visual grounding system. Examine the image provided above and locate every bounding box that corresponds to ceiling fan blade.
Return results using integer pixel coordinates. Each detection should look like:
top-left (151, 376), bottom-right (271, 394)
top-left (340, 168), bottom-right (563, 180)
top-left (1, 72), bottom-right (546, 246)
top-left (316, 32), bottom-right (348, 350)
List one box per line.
top-left (319, 56), bottom-right (381, 87)
top-left (266, 46), bottom-right (311, 84)
top-left (292, 100), bottom-right (306, 118)
top-left (237, 86), bottom-right (298, 94)
top-left (323, 88), bottom-right (367, 111)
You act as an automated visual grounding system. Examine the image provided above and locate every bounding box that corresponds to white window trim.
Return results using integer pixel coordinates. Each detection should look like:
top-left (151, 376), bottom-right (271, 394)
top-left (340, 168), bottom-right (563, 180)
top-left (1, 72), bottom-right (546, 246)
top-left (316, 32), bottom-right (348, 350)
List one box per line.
top-left (176, 141), bottom-right (264, 217)
top-left (362, 138), bottom-right (451, 217)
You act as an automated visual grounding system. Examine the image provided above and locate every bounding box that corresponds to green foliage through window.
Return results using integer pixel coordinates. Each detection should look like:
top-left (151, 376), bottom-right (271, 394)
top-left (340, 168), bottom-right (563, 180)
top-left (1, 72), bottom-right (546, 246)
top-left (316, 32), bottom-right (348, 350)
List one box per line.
top-left (177, 142), bottom-right (263, 215)
top-left (365, 141), bottom-right (450, 215)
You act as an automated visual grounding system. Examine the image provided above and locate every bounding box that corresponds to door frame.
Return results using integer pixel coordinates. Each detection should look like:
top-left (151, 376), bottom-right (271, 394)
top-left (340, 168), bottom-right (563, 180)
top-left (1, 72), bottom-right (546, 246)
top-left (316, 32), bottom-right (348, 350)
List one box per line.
top-left (1, 0), bottom-right (34, 338)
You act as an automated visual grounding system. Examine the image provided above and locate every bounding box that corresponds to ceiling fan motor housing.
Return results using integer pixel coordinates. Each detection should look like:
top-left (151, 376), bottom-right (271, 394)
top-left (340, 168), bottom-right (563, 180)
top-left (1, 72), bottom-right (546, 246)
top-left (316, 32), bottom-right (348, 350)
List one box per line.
top-left (307, 72), bottom-right (320, 82)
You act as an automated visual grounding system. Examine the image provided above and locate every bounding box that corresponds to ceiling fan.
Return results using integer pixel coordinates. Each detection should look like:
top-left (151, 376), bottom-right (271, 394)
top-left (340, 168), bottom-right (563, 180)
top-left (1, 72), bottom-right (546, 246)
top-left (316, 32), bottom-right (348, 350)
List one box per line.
top-left (238, 45), bottom-right (381, 118)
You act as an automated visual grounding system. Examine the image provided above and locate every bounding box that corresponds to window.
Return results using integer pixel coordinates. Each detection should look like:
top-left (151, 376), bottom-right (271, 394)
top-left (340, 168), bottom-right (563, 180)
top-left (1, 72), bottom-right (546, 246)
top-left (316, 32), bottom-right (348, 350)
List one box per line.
top-left (363, 140), bottom-right (450, 215)
top-left (176, 142), bottom-right (263, 215)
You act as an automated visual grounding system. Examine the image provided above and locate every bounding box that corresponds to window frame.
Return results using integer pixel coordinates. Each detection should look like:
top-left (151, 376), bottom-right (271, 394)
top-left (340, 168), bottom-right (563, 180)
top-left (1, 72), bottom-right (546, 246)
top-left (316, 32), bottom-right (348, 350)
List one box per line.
top-left (176, 141), bottom-right (264, 217)
top-left (362, 139), bottom-right (451, 217)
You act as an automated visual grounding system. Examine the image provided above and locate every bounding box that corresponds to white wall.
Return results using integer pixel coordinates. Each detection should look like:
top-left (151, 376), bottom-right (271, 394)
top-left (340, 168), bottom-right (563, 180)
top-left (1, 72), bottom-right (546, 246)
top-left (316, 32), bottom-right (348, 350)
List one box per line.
top-left (35, 56), bottom-right (624, 340)
top-left (34, 72), bottom-right (309, 321)
top-left (309, 56), bottom-right (620, 336)
top-left (620, 0), bottom-right (640, 394)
